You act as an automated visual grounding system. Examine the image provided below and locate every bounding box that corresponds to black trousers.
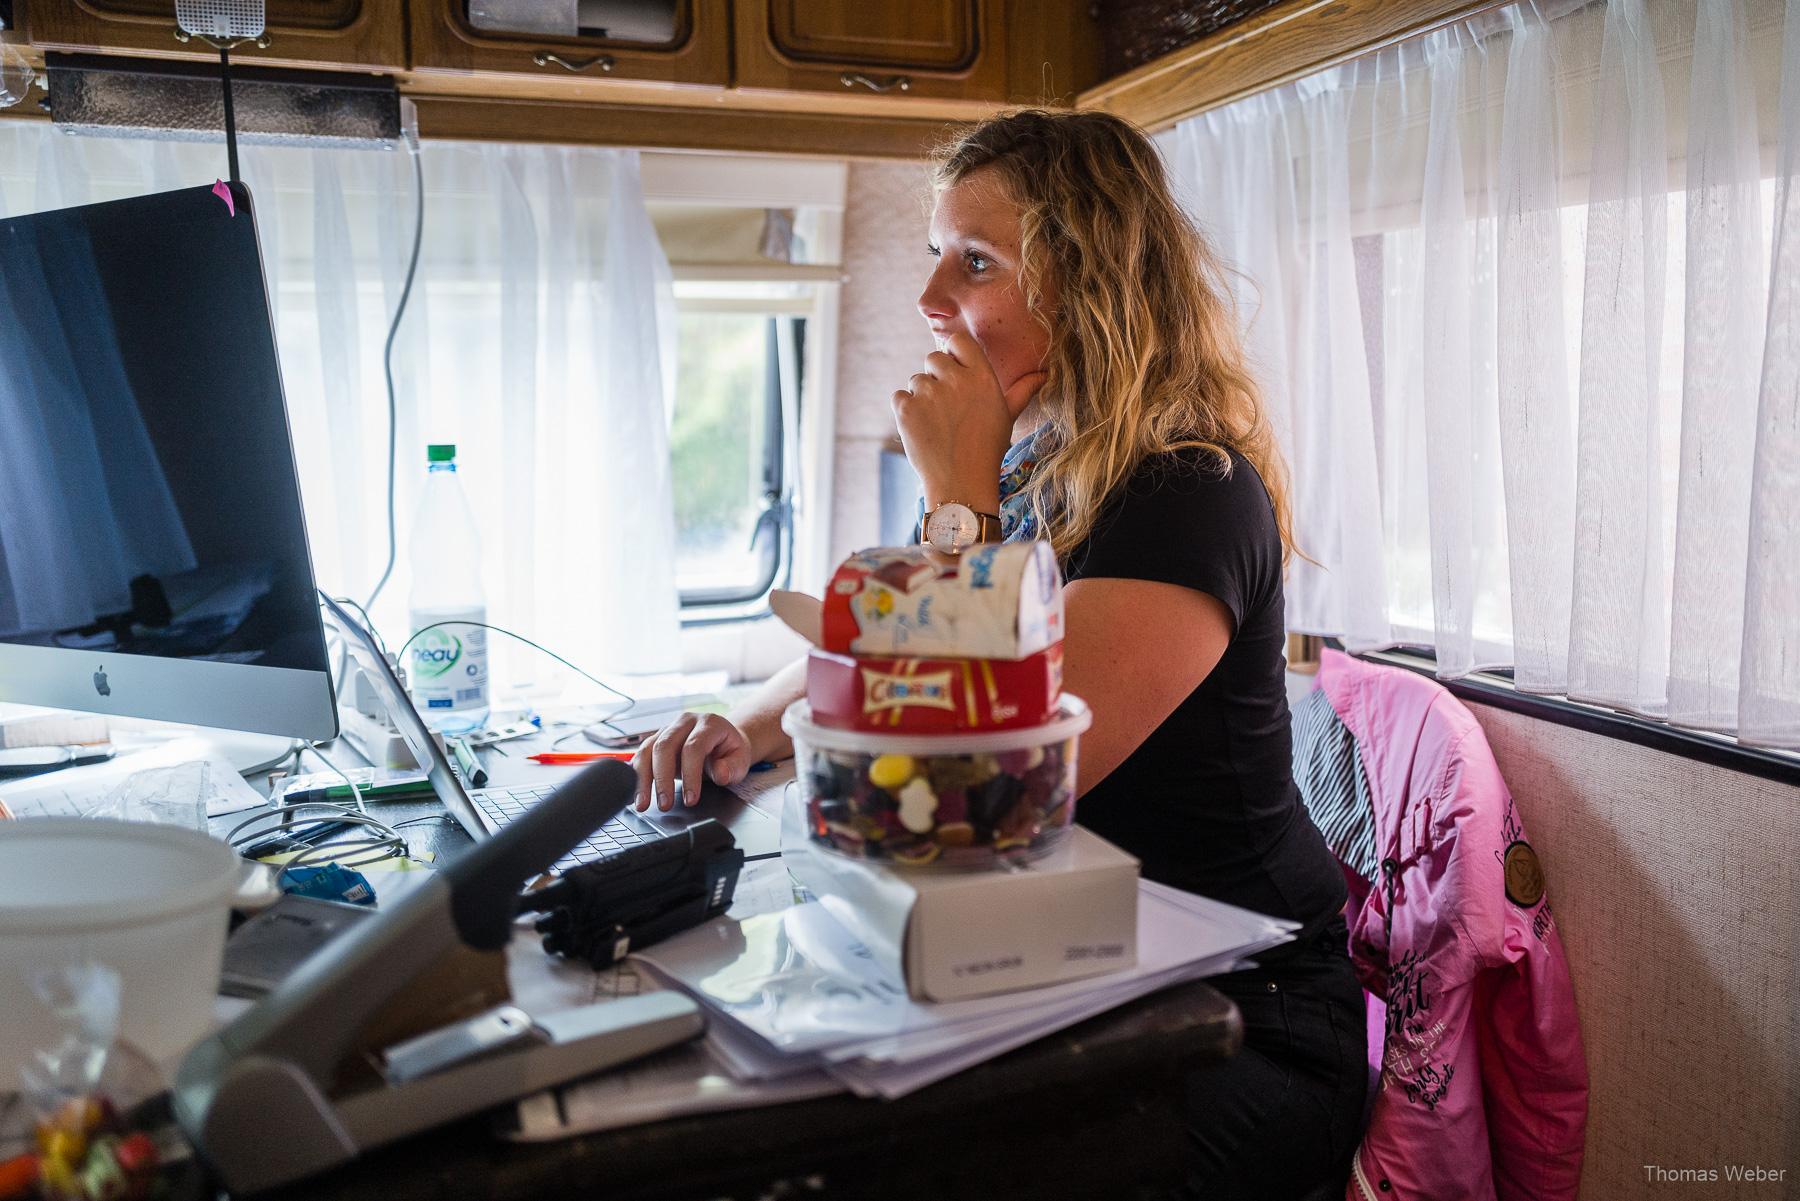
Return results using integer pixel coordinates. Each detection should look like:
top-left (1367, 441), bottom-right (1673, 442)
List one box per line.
top-left (1178, 917), bottom-right (1369, 1200)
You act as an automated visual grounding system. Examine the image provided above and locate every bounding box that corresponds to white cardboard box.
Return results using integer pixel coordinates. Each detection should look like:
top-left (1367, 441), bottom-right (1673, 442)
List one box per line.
top-left (782, 813), bottom-right (1140, 1002)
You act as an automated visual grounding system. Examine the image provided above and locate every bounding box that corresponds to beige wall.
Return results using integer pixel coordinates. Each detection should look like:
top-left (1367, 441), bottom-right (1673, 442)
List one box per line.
top-left (828, 160), bottom-right (935, 563)
top-left (1465, 703), bottom-right (1799, 1199)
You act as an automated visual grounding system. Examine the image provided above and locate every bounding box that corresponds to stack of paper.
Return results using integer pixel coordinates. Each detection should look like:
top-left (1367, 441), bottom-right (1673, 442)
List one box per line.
top-left (0, 735), bottom-right (265, 820)
top-left (631, 879), bottom-right (1297, 1101)
top-left (506, 856), bottom-right (843, 1141)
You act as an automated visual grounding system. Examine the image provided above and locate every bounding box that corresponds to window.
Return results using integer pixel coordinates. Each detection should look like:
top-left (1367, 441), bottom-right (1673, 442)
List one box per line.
top-left (670, 285), bottom-right (806, 611)
top-left (0, 122), bottom-right (846, 675)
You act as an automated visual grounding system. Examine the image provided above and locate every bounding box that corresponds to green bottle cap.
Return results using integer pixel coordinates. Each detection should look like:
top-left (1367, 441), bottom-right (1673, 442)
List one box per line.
top-left (427, 444), bottom-right (456, 463)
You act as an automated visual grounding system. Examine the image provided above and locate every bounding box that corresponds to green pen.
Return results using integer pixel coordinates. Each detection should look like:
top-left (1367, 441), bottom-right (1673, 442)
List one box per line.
top-left (282, 771), bottom-right (436, 805)
top-left (448, 736), bottom-right (488, 788)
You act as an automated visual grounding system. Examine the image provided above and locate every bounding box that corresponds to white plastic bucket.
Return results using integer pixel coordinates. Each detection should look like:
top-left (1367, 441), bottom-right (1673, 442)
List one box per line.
top-left (0, 819), bottom-right (240, 1083)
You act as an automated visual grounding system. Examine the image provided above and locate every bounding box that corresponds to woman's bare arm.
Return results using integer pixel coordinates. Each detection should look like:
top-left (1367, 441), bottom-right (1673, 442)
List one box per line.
top-left (726, 654), bottom-right (807, 764)
top-left (632, 655), bottom-right (807, 811)
top-left (1058, 577), bottom-right (1233, 797)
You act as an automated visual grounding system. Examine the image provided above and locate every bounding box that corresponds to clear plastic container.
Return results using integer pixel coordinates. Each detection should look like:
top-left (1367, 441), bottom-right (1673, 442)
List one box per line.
top-left (0, 819), bottom-right (240, 1078)
top-left (782, 695), bottom-right (1091, 870)
top-left (408, 443), bottom-right (490, 734)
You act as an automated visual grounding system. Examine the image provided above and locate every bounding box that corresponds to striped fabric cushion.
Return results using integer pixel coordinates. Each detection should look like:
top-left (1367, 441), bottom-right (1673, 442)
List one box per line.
top-left (1290, 687), bottom-right (1379, 882)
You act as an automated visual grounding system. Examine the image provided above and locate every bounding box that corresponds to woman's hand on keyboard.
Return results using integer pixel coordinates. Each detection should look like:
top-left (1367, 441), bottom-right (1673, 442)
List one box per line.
top-left (631, 711), bottom-right (754, 812)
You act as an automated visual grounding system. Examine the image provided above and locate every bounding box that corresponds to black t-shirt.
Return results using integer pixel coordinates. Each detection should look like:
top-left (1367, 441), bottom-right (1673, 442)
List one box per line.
top-left (1062, 447), bottom-right (1347, 935)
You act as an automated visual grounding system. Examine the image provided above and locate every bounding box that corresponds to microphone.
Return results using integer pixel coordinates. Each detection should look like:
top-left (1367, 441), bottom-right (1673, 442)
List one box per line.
top-left (172, 0), bottom-right (266, 184)
top-left (173, 0), bottom-right (266, 42)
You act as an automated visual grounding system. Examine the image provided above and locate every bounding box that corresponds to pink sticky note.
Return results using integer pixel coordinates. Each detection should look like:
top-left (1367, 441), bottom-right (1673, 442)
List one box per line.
top-left (212, 179), bottom-right (236, 217)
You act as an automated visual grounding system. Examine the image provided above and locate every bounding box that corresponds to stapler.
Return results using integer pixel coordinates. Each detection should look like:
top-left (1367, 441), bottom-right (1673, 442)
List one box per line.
top-left (173, 760), bottom-right (705, 1194)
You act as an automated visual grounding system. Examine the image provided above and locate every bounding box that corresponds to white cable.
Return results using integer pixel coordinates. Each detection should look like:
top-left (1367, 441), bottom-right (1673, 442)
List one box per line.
top-left (303, 739), bottom-right (367, 814)
top-left (224, 802), bottom-right (405, 883)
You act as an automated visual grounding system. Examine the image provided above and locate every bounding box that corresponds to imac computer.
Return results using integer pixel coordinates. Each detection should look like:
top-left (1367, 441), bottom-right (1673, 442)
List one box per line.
top-left (0, 182), bottom-right (338, 742)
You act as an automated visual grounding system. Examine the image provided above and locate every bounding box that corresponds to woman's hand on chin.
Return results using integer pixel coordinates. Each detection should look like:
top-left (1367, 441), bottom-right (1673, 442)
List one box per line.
top-left (892, 331), bottom-right (1044, 502)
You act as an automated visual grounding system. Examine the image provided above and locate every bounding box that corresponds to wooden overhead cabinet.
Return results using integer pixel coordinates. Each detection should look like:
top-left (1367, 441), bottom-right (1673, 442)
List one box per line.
top-left (22, 0), bottom-right (406, 73)
top-left (734, 0), bottom-right (1007, 103)
top-left (408, 0), bottom-right (730, 91)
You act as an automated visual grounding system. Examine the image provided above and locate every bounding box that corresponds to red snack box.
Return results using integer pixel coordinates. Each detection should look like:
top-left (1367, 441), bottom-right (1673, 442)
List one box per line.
top-left (806, 644), bottom-right (1064, 733)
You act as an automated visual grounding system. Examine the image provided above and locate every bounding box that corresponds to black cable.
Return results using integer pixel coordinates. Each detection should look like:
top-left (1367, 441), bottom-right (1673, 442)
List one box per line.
top-left (327, 595), bottom-right (388, 658)
top-left (324, 593), bottom-right (639, 740)
top-left (364, 145), bottom-right (426, 613)
top-left (219, 46), bottom-right (239, 184)
top-left (394, 619), bottom-right (636, 717)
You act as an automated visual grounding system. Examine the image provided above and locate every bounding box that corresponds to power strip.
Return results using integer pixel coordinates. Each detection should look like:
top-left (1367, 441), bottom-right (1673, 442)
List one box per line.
top-left (337, 703), bottom-right (422, 771)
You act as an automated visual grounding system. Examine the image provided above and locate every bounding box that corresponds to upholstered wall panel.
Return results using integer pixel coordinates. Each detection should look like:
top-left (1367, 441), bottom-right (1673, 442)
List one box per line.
top-left (1467, 702), bottom-right (1799, 1198)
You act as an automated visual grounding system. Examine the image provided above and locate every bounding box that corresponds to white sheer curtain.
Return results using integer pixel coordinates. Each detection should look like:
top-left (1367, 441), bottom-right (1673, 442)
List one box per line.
top-left (0, 123), bottom-right (683, 680)
top-left (1167, 0), bottom-right (1800, 747)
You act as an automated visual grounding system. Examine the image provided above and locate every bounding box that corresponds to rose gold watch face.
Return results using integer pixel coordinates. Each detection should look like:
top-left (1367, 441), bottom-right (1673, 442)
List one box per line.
top-left (925, 503), bottom-right (980, 553)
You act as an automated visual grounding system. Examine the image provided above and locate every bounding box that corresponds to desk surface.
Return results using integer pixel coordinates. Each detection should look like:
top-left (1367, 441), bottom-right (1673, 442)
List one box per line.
top-left (254, 976), bottom-right (1240, 1201)
top-left (229, 733), bottom-right (1244, 1201)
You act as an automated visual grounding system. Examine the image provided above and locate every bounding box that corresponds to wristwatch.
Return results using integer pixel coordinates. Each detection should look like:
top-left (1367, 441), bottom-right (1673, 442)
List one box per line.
top-left (918, 500), bottom-right (1001, 555)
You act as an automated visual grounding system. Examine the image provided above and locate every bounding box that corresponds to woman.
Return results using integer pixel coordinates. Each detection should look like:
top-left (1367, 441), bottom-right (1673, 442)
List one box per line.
top-left (634, 109), bottom-right (1366, 1199)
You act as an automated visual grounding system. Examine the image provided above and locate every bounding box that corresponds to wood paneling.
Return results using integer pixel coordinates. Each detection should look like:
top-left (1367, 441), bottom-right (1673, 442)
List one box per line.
top-left (735, 0), bottom-right (1008, 103)
top-left (1004, 0), bottom-right (1101, 105)
top-left (12, 0), bottom-right (1094, 144)
top-left (412, 93), bottom-right (971, 159)
top-left (408, 0), bottom-right (729, 89)
top-left (23, 0), bottom-right (407, 73)
top-left (1078, 0), bottom-right (1507, 130)
top-left (398, 59), bottom-right (1005, 121)
top-left (767, 0), bottom-right (975, 70)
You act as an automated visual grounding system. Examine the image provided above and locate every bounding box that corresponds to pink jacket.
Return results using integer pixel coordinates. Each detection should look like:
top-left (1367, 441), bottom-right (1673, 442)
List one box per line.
top-left (1317, 650), bottom-right (1587, 1201)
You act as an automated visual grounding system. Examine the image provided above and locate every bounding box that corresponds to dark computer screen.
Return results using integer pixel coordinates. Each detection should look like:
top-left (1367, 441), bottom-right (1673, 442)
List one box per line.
top-left (0, 182), bottom-right (329, 674)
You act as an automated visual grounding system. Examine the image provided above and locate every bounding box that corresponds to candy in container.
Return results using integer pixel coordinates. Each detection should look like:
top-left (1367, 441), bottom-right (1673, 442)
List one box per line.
top-left (782, 695), bottom-right (1091, 870)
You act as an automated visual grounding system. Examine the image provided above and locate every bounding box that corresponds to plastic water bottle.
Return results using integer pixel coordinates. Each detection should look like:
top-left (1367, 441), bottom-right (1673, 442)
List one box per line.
top-left (408, 444), bottom-right (489, 734)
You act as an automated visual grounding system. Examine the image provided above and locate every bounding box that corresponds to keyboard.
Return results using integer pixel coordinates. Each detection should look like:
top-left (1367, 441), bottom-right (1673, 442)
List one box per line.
top-left (469, 784), bottom-right (659, 874)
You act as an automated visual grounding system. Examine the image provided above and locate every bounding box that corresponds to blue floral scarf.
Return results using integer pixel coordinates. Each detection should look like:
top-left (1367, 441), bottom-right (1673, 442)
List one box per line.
top-left (998, 425), bottom-right (1053, 543)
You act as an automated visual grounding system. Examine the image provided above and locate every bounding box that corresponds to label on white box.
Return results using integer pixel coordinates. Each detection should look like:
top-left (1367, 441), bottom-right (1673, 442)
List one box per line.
top-left (905, 833), bottom-right (1140, 1001)
top-left (780, 794), bottom-right (1140, 1002)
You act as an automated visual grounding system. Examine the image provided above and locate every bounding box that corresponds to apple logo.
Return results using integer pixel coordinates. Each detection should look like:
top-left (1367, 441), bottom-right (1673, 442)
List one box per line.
top-left (93, 665), bottom-right (111, 697)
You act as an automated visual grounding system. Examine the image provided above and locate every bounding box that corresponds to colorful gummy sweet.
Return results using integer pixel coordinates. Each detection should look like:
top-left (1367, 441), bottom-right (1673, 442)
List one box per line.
top-left (892, 841), bottom-right (942, 866)
top-left (935, 821), bottom-right (976, 847)
top-left (933, 787), bottom-right (968, 825)
top-left (21, 1095), bottom-right (160, 1201)
top-left (868, 754), bottom-right (915, 791)
top-left (996, 746), bottom-right (1044, 775)
top-left (801, 737), bottom-right (1077, 868)
top-left (0, 1156), bottom-right (38, 1201)
top-left (897, 777), bottom-right (938, 833)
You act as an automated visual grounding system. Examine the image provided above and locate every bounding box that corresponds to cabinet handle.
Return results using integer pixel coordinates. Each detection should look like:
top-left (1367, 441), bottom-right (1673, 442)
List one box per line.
top-left (174, 28), bottom-right (272, 50)
top-left (533, 51), bottom-right (616, 73)
top-left (840, 72), bottom-right (911, 93)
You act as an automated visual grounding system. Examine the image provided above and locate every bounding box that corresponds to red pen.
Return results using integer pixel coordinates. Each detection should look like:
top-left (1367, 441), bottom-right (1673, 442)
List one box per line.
top-left (527, 751), bottom-right (637, 765)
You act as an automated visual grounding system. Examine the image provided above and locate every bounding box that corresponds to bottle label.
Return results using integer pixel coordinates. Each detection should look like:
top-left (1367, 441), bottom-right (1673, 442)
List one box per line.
top-left (412, 628), bottom-right (468, 680)
top-left (410, 617), bottom-right (488, 715)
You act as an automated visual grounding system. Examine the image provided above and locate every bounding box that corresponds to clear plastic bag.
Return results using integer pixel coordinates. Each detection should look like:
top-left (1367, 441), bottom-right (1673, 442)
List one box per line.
top-left (3, 962), bottom-right (171, 1199)
top-left (87, 761), bottom-right (212, 831)
top-left (0, 40), bottom-right (33, 110)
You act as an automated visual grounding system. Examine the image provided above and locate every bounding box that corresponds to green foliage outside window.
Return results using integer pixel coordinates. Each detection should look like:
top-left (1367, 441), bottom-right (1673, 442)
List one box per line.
top-left (670, 311), bottom-right (768, 576)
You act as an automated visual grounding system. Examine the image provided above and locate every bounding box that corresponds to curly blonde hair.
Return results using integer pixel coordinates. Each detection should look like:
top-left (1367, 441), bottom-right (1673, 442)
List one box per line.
top-left (930, 108), bottom-right (1296, 566)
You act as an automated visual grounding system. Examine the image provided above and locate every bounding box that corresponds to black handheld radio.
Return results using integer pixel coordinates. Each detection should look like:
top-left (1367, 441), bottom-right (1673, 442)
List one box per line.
top-left (520, 819), bottom-right (745, 969)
